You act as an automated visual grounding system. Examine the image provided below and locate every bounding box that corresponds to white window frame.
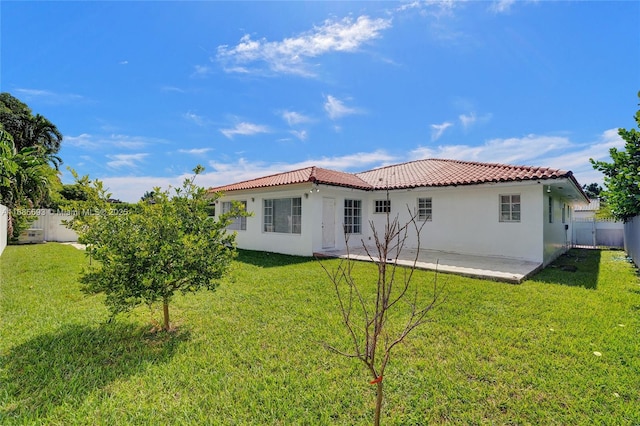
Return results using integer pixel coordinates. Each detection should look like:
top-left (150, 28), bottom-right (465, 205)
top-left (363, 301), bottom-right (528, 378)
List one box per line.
top-left (374, 199), bottom-right (390, 214)
top-left (263, 197), bottom-right (302, 234)
top-left (499, 194), bottom-right (521, 222)
top-left (417, 197), bottom-right (432, 221)
top-left (222, 200), bottom-right (247, 231)
top-left (344, 199), bottom-right (362, 234)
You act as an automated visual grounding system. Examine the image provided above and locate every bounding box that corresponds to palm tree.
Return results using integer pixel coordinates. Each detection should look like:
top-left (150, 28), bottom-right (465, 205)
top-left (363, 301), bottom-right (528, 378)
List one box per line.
top-left (27, 114), bottom-right (63, 169)
top-left (0, 93), bottom-right (63, 168)
top-left (0, 129), bottom-right (18, 189)
top-left (1, 128), bottom-right (57, 240)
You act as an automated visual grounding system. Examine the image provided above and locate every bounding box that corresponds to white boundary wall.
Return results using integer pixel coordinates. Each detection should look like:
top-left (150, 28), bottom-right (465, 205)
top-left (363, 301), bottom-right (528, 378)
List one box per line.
top-left (572, 218), bottom-right (625, 248)
top-left (624, 215), bottom-right (640, 268)
top-left (27, 209), bottom-right (79, 242)
top-left (0, 204), bottom-right (7, 257)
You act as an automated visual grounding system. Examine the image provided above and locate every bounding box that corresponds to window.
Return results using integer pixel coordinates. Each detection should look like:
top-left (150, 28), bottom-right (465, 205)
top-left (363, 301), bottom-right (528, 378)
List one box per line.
top-left (263, 197), bottom-right (302, 234)
top-left (417, 197), bottom-right (432, 221)
top-left (344, 199), bottom-right (362, 234)
top-left (562, 204), bottom-right (566, 224)
top-left (222, 201), bottom-right (247, 230)
top-left (499, 194), bottom-right (520, 222)
top-left (548, 196), bottom-right (553, 223)
top-left (374, 199), bottom-right (390, 214)
top-left (206, 202), bottom-right (216, 217)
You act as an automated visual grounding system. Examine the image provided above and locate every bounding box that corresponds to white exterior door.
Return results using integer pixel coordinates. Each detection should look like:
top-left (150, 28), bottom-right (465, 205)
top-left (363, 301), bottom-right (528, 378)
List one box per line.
top-left (322, 197), bottom-right (336, 248)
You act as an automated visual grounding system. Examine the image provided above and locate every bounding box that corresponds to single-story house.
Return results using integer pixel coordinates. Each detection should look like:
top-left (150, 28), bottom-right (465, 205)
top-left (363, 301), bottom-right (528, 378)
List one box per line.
top-left (209, 158), bottom-right (589, 268)
top-left (573, 198), bottom-right (600, 220)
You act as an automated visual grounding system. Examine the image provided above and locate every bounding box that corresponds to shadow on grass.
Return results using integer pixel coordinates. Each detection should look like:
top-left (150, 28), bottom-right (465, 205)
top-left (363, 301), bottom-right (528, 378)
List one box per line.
top-left (530, 248), bottom-right (601, 289)
top-left (0, 322), bottom-right (189, 420)
top-left (236, 249), bottom-right (315, 268)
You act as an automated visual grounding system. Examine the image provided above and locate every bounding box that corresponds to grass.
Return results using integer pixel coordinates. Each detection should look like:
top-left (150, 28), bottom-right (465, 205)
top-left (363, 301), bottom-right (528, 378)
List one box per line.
top-left (1, 243), bottom-right (639, 425)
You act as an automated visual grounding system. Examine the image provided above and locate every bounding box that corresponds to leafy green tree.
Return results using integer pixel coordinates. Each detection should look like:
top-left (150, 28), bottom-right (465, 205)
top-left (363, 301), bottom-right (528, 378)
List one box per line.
top-left (56, 168), bottom-right (111, 233)
top-left (0, 93), bottom-right (64, 241)
top-left (580, 183), bottom-right (615, 219)
top-left (582, 183), bottom-right (603, 200)
top-left (0, 128), bottom-right (18, 189)
top-left (0, 93), bottom-right (63, 162)
top-left (140, 190), bottom-right (157, 203)
top-left (591, 92), bottom-right (640, 221)
top-left (0, 127), bottom-right (59, 240)
top-left (79, 166), bottom-right (243, 331)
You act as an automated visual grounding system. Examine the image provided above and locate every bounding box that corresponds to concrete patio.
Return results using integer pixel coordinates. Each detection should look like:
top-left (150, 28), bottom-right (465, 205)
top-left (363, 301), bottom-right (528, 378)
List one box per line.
top-left (314, 247), bottom-right (542, 284)
top-left (64, 241), bottom-right (542, 284)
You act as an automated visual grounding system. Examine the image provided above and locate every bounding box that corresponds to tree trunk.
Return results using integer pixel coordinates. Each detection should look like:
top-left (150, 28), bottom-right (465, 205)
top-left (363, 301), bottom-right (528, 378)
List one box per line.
top-left (374, 381), bottom-right (383, 426)
top-left (162, 297), bottom-right (170, 331)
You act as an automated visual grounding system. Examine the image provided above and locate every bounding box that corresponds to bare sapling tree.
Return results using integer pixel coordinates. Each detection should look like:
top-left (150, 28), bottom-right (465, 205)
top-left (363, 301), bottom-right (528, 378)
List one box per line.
top-left (318, 202), bottom-right (446, 426)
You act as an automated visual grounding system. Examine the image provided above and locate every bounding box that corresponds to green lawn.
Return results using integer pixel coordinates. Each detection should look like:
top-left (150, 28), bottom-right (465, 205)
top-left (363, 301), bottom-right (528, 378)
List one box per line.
top-left (1, 243), bottom-right (639, 425)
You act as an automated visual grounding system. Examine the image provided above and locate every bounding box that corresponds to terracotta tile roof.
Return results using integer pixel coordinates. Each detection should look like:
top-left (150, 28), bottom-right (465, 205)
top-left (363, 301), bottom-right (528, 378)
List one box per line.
top-left (356, 159), bottom-right (571, 189)
top-left (209, 158), bottom-right (580, 194)
top-left (209, 166), bottom-right (371, 192)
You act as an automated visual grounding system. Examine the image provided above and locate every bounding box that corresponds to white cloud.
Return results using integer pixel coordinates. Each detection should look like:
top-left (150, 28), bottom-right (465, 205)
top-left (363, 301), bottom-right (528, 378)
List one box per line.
top-left (65, 133), bottom-right (164, 150)
top-left (82, 130), bottom-right (625, 204)
top-left (411, 134), bottom-right (572, 165)
top-left (220, 122), bottom-right (270, 139)
top-left (308, 150), bottom-right (397, 170)
top-left (431, 121), bottom-right (453, 141)
top-left (282, 110), bottom-right (311, 126)
top-left (490, 0), bottom-right (516, 13)
top-left (65, 133), bottom-right (98, 149)
top-left (216, 15), bottom-right (392, 76)
top-left (459, 111), bottom-right (492, 130)
top-left (183, 112), bottom-right (206, 126)
top-left (410, 129), bottom-right (625, 186)
top-left (290, 130), bottom-right (308, 141)
top-left (191, 65), bottom-right (213, 78)
top-left (539, 128), bottom-right (624, 186)
top-left (110, 134), bottom-right (162, 149)
top-left (106, 153), bottom-right (149, 169)
top-left (99, 176), bottom-right (176, 203)
top-left (397, 0), bottom-right (458, 17)
top-left (178, 148), bottom-right (212, 155)
top-left (205, 150), bottom-right (396, 187)
top-left (459, 112), bottom-right (476, 129)
top-left (324, 95), bottom-right (361, 120)
top-left (14, 88), bottom-right (85, 104)
top-left (63, 150), bottom-right (397, 203)
top-left (161, 86), bottom-right (186, 93)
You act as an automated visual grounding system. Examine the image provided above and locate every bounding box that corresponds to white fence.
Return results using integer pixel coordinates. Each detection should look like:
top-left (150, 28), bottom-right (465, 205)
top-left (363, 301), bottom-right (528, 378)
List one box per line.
top-left (572, 218), bottom-right (624, 248)
top-left (624, 215), bottom-right (640, 268)
top-left (0, 204), bottom-right (7, 257)
top-left (25, 209), bottom-right (79, 242)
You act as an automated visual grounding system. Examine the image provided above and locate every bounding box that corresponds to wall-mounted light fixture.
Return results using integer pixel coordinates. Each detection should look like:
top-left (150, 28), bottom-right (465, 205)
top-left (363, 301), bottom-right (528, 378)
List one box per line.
top-left (251, 197), bottom-right (255, 202)
top-left (547, 186), bottom-right (551, 193)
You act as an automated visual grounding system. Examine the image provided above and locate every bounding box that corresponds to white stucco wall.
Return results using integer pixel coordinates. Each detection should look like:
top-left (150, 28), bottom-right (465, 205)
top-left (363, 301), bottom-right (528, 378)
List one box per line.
top-left (216, 183), bottom-right (318, 256)
top-left (542, 194), bottom-right (568, 265)
top-left (362, 182), bottom-right (544, 263)
top-left (218, 181), bottom-right (559, 263)
top-left (0, 204), bottom-right (8, 257)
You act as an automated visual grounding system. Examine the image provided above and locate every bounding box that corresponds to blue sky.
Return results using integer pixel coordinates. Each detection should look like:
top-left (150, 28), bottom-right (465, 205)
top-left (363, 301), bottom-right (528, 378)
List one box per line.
top-left (2, 1), bottom-right (638, 202)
